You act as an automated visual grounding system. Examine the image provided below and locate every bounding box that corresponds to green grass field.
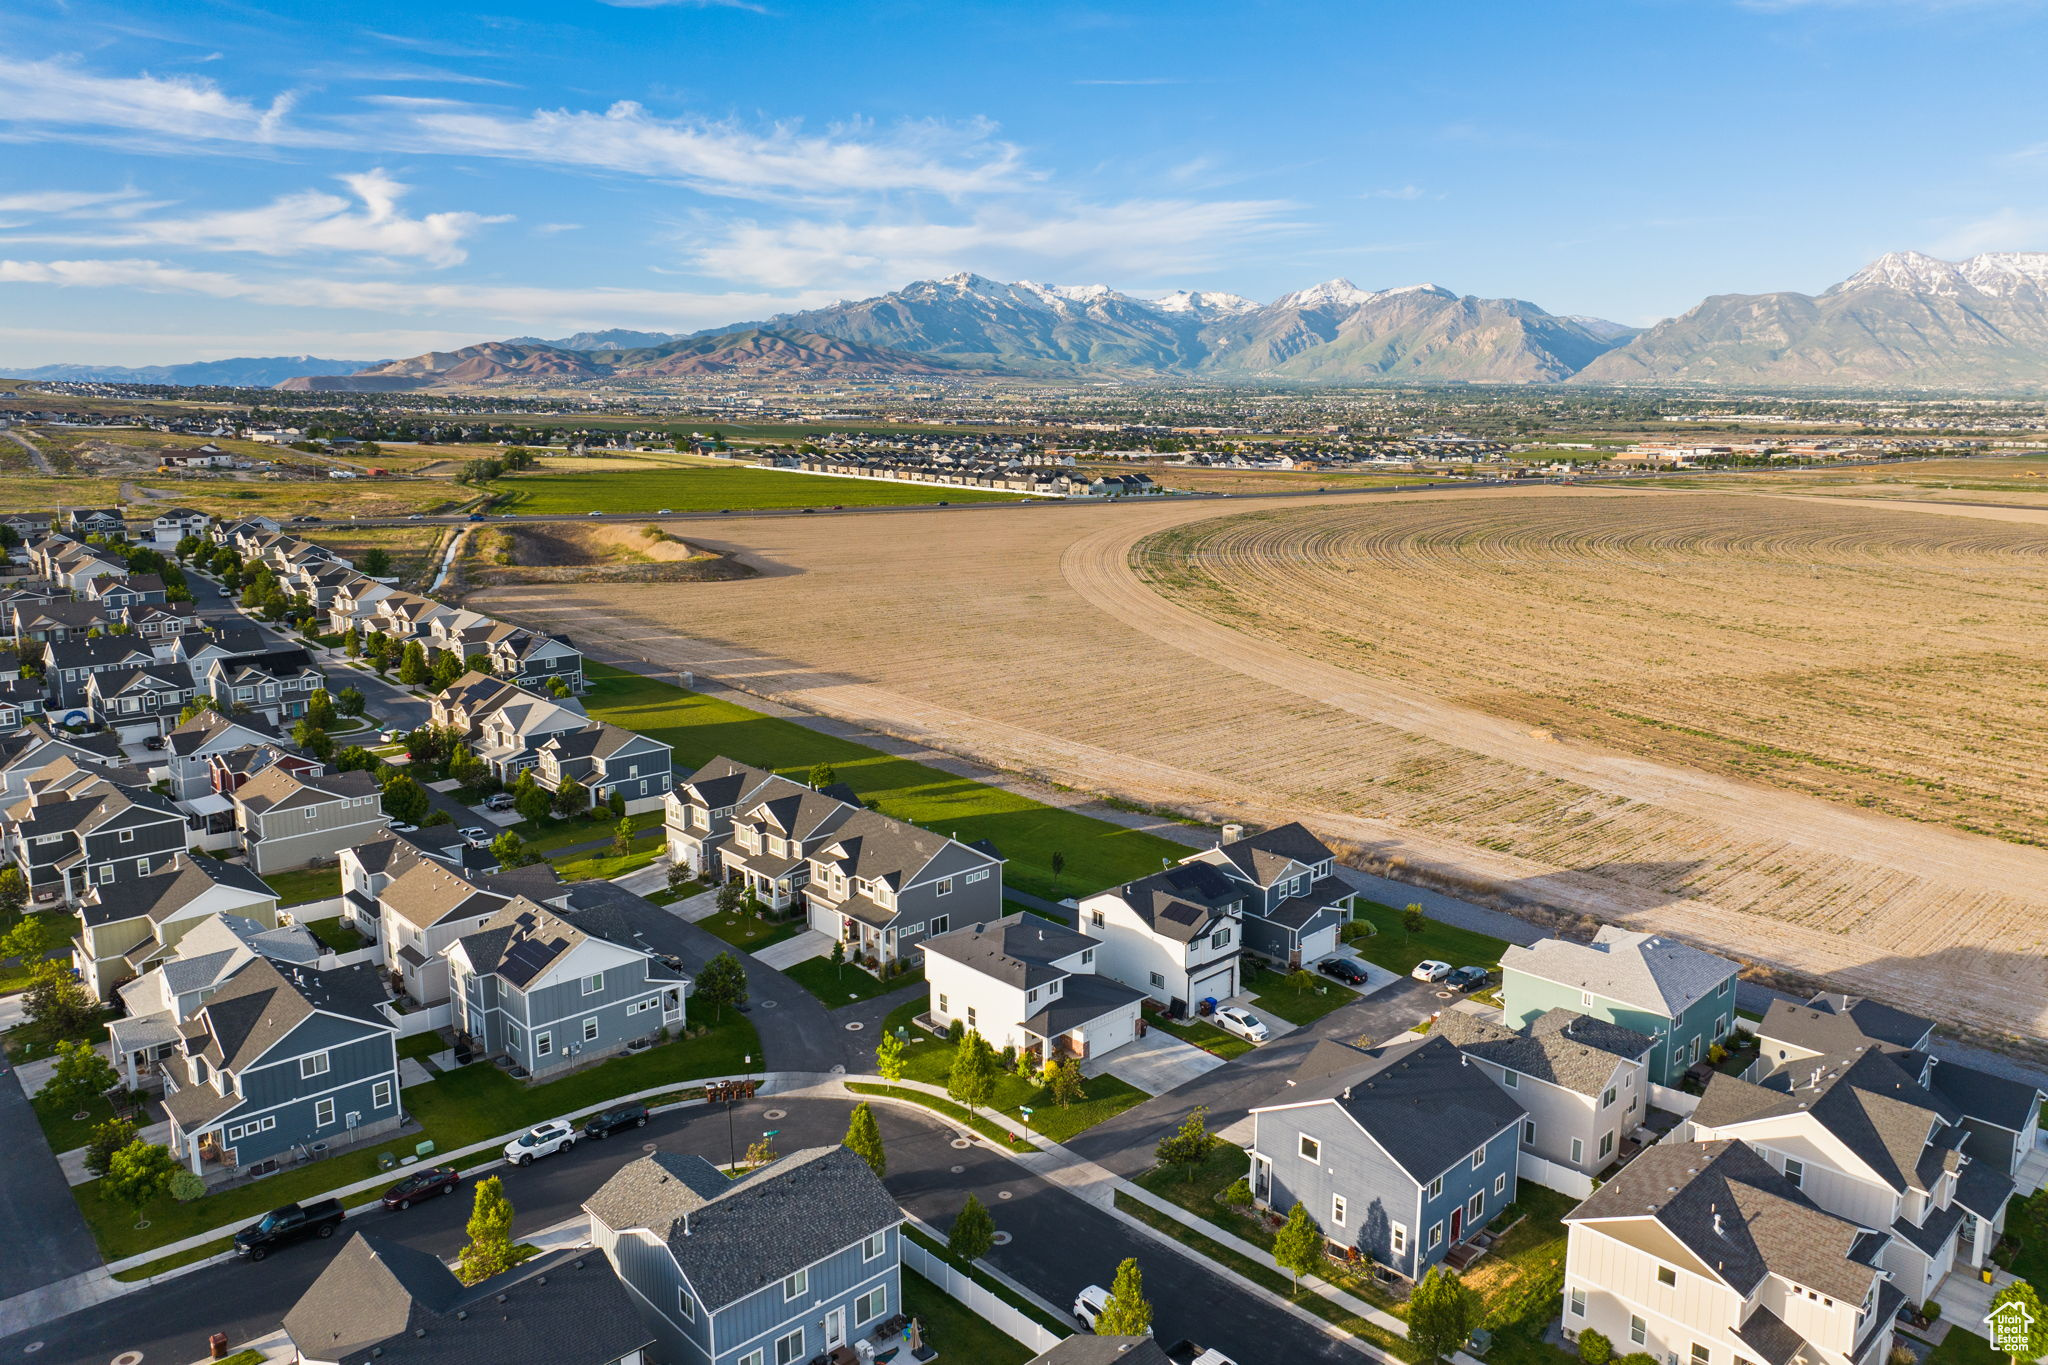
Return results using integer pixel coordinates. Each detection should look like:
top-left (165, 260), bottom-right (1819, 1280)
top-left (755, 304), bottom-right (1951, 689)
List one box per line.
top-left (484, 466), bottom-right (1023, 515)
top-left (580, 663), bottom-right (1187, 900)
top-left (1347, 900), bottom-right (1511, 978)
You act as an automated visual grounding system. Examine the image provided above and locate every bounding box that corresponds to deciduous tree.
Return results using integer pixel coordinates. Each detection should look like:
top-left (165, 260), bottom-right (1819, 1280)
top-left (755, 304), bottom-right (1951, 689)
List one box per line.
top-left (457, 1176), bottom-right (516, 1285)
top-left (1273, 1201), bottom-right (1323, 1295)
top-left (949, 1193), bottom-right (994, 1262)
top-left (1154, 1105), bottom-right (1216, 1183)
top-left (874, 1029), bottom-right (907, 1083)
top-left (695, 951), bottom-right (748, 1022)
top-left (105, 1141), bottom-right (178, 1227)
top-left (43, 1039), bottom-right (121, 1116)
top-left (1408, 1265), bottom-right (1480, 1363)
top-left (1094, 1258), bottom-right (1152, 1337)
top-left (85, 1116), bottom-right (139, 1178)
top-left (947, 1029), bottom-right (997, 1115)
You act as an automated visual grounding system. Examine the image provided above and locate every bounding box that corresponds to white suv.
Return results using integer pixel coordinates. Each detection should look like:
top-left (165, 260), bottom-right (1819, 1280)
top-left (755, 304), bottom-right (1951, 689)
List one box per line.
top-left (503, 1120), bottom-right (577, 1166)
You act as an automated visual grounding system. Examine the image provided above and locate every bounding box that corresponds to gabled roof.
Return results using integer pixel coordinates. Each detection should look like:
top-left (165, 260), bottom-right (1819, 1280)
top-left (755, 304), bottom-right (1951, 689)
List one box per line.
top-left (1097, 860), bottom-right (1244, 942)
top-left (677, 754), bottom-right (777, 810)
top-left (923, 912), bottom-right (1100, 990)
top-left (166, 708), bottom-right (279, 756)
top-left (1204, 820), bottom-right (1335, 887)
top-left (1500, 926), bottom-right (1736, 1017)
top-left (811, 804), bottom-right (998, 890)
top-left (234, 763), bottom-right (378, 816)
top-left (585, 1145), bottom-right (900, 1312)
top-left (193, 956), bottom-right (391, 1071)
top-left (1565, 1140), bottom-right (1884, 1302)
top-left (1927, 1058), bottom-right (2045, 1133)
top-left (79, 854), bottom-right (275, 928)
top-left (378, 859), bottom-right (518, 932)
top-left (1433, 1007), bottom-right (1652, 1096)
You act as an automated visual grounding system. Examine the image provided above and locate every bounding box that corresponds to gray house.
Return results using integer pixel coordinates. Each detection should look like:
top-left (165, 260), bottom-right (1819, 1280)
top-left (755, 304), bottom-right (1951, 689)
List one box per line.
top-left (5, 761), bottom-right (187, 899)
top-left (1249, 1033), bottom-right (1527, 1279)
top-left (232, 764), bottom-right (387, 875)
top-left (587, 1145), bottom-right (903, 1365)
top-left (285, 1233), bottom-right (655, 1365)
top-left (1178, 822), bottom-right (1354, 969)
top-left (446, 896), bottom-right (688, 1076)
top-left (160, 956), bottom-right (400, 1175)
top-left (1432, 1008), bottom-right (1655, 1178)
top-left (533, 721), bottom-right (674, 815)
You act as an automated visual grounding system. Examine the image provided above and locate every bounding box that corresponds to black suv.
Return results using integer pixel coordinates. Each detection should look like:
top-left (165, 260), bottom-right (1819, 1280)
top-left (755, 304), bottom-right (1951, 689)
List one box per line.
top-left (583, 1102), bottom-right (650, 1139)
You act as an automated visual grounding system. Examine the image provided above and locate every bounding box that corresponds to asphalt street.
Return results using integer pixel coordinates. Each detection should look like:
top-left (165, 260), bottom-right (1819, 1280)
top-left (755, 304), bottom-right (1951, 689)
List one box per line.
top-left (0, 1064), bottom-right (102, 1303)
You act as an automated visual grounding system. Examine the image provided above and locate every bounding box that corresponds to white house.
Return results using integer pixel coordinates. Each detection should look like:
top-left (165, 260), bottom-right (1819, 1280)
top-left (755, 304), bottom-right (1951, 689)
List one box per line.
top-left (1077, 859), bottom-right (1244, 1014)
top-left (922, 913), bottom-right (1146, 1064)
top-left (1432, 1007), bottom-right (1655, 1178)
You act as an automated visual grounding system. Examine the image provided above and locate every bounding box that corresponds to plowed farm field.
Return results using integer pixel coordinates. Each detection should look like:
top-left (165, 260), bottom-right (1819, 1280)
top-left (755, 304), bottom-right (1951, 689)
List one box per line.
top-left (470, 487), bottom-right (2048, 1042)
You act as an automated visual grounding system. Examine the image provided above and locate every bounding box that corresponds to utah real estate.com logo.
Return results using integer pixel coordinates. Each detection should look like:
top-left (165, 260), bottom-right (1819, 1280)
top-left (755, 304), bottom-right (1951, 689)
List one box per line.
top-left (1987, 1298), bottom-right (2034, 1354)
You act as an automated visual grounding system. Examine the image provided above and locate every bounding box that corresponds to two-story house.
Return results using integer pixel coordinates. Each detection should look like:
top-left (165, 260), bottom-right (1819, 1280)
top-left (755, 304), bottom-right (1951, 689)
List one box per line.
top-left (804, 808), bottom-right (1004, 968)
top-left (203, 647), bottom-right (325, 725)
top-left (232, 765), bottom-right (387, 875)
top-left (43, 635), bottom-right (160, 710)
top-left (1249, 1033), bottom-right (1527, 1279)
top-left (81, 572), bottom-right (166, 618)
top-left (62, 507), bottom-right (127, 541)
top-left (160, 956), bottom-right (401, 1177)
top-left (1175, 822), bottom-right (1355, 970)
top-left (1562, 1141), bottom-right (1901, 1365)
top-left (376, 856), bottom-right (568, 1006)
top-left (1077, 859), bottom-right (1246, 1015)
top-left (285, 1233), bottom-right (656, 1365)
top-left (446, 896), bottom-right (688, 1075)
top-left (482, 625), bottom-right (585, 694)
top-left (107, 909), bottom-right (318, 1087)
top-left (324, 574), bottom-right (398, 636)
top-left (587, 1144), bottom-right (903, 1365)
top-left (73, 852), bottom-right (279, 999)
top-left (4, 761), bottom-right (187, 900)
top-left (1433, 1008), bottom-right (1655, 1179)
top-left (9, 599), bottom-right (110, 644)
top-left (125, 601), bottom-right (200, 641)
top-left (0, 725), bottom-right (124, 804)
top-left (474, 686), bottom-right (592, 782)
top-left (161, 709), bottom-right (283, 800)
top-left (701, 766), bottom-right (860, 914)
top-left (86, 661), bottom-right (196, 743)
top-left (1502, 928), bottom-right (1740, 1087)
top-left (923, 913), bottom-right (1146, 1064)
top-left (533, 721), bottom-right (674, 814)
top-left (147, 507), bottom-right (209, 548)
top-left (0, 676), bottom-right (47, 733)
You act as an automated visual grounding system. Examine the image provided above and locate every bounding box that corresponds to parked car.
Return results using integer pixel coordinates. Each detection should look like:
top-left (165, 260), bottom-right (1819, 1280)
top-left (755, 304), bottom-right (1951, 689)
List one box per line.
top-left (1411, 959), bottom-right (1453, 983)
top-left (459, 826), bottom-right (491, 848)
top-left (388, 821), bottom-right (419, 834)
top-left (233, 1199), bottom-right (345, 1261)
top-left (466, 513), bottom-right (485, 522)
top-left (141, 734), bottom-right (166, 751)
top-left (503, 1120), bottom-right (577, 1166)
top-left (657, 508), bottom-right (673, 514)
top-left (1212, 1006), bottom-right (1269, 1045)
top-left (1445, 965), bottom-right (1491, 991)
top-left (582, 1102), bottom-right (649, 1139)
top-left (482, 792), bottom-right (517, 811)
top-left (1317, 956), bottom-right (1370, 986)
top-left (379, 728), bottom-right (406, 743)
top-left (382, 1166), bottom-right (461, 1210)
top-left (1166, 1341), bottom-right (1239, 1365)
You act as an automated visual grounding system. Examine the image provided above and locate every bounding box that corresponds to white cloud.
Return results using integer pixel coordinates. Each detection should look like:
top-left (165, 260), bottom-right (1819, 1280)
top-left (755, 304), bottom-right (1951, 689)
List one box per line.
top-left (0, 256), bottom-right (844, 331)
top-left (1363, 185), bottom-right (1430, 200)
top-left (1928, 207), bottom-right (2048, 256)
top-left (0, 57), bottom-right (297, 145)
top-left (0, 171), bottom-right (507, 267)
top-left (686, 198), bottom-right (1300, 289)
top-left (0, 189), bottom-right (152, 215)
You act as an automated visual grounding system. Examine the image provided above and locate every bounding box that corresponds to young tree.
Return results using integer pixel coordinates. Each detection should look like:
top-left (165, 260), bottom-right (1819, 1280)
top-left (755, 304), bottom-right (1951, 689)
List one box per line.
top-left (457, 1176), bottom-right (517, 1285)
top-left (397, 640), bottom-right (428, 687)
top-left (606, 787), bottom-right (627, 819)
top-left (490, 831), bottom-right (535, 867)
top-left (1048, 1057), bottom-right (1085, 1108)
top-left (305, 688), bottom-right (337, 730)
top-left (514, 779), bottom-right (553, 825)
top-left (947, 1029), bottom-right (998, 1115)
top-left (843, 1101), bottom-right (887, 1178)
top-left (84, 1116), bottom-right (140, 1178)
top-left (949, 1192), bottom-right (995, 1262)
top-left (1403, 903), bottom-right (1426, 940)
top-left (360, 548), bottom-right (392, 577)
top-left (1154, 1105), bottom-right (1216, 1184)
top-left (1408, 1265), bottom-right (1480, 1363)
top-left (610, 817), bottom-right (633, 858)
top-left (336, 685), bottom-right (367, 718)
top-left (1, 908), bottom-right (50, 968)
top-left (1049, 849), bottom-right (1066, 888)
top-left (694, 951), bottom-right (748, 1021)
top-left (381, 773), bottom-right (431, 825)
top-left (168, 1168), bottom-right (207, 1203)
top-left (1273, 1201), bottom-right (1324, 1296)
top-left (1094, 1258), bottom-right (1152, 1337)
top-left (42, 1039), bottom-right (121, 1116)
top-left (874, 1029), bottom-right (907, 1083)
top-left (553, 775), bottom-right (589, 819)
top-left (448, 744), bottom-right (488, 790)
top-left (805, 762), bottom-right (839, 789)
top-left (666, 860), bottom-right (697, 895)
top-left (104, 1140), bottom-right (178, 1228)
top-left (0, 865), bottom-right (26, 918)
top-left (547, 677), bottom-right (571, 699)
top-left (715, 877), bottom-right (748, 917)
top-left (343, 631), bottom-right (362, 659)
top-left (1988, 1281), bottom-right (2048, 1364)
top-left (24, 961), bottom-right (98, 1038)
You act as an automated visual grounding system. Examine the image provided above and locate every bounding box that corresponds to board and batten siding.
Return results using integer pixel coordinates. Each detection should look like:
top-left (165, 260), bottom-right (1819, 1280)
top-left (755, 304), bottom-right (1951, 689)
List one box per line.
top-left (1256, 1102), bottom-right (1421, 1275)
top-left (219, 1013), bottom-right (400, 1163)
top-left (1564, 1225), bottom-right (1740, 1363)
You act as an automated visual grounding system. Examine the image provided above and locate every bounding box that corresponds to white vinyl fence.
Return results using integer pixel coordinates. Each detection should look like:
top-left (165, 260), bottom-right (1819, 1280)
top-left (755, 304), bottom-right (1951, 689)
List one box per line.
top-left (1517, 1150), bottom-right (1595, 1199)
top-left (1648, 1082), bottom-right (1699, 1116)
top-left (903, 1240), bottom-right (1066, 1353)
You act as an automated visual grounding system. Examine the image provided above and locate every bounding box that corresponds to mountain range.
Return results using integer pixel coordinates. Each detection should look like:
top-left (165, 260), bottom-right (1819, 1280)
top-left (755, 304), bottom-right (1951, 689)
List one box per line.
top-left (0, 355), bottom-right (383, 388)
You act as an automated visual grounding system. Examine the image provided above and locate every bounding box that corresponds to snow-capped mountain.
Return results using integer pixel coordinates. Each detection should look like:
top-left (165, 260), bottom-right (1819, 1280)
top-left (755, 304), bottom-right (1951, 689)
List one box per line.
top-left (1148, 289), bottom-right (1260, 317)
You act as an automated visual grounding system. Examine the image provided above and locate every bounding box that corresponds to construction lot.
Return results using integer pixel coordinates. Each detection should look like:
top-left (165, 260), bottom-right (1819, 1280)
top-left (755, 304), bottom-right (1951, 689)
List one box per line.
top-left (466, 483), bottom-right (2048, 1044)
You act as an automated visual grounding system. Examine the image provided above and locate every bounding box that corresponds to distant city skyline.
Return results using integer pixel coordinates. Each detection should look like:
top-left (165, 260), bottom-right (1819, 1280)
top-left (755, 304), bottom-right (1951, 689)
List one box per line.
top-left (1, 0), bottom-right (2045, 366)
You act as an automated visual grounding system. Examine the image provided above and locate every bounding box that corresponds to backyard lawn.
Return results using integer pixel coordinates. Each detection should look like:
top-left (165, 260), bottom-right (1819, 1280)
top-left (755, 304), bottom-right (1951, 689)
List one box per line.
top-left (581, 663), bottom-right (1187, 900)
top-left (1346, 901), bottom-right (1510, 979)
top-left (302, 916), bottom-right (364, 953)
top-left (902, 1270), bottom-right (1034, 1365)
top-left (1244, 964), bottom-right (1355, 1026)
top-left (700, 909), bottom-right (805, 952)
top-left (261, 865), bottom-right (343, 907)
top-left (485, 466), bottom-right (1024, 515)
top-left (782, 955), bottom-right (921, 1007)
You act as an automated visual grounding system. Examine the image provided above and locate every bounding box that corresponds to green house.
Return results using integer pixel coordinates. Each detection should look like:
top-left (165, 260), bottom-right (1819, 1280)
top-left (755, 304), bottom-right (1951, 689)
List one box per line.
top-left (1499, 927), bottom-right (1738, 1087)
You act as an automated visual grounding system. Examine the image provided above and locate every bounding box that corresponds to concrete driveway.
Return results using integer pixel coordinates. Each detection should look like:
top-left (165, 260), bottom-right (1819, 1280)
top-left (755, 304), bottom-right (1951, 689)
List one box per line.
top-left (1316, 957), bottom-right (1403, 999)
top-left (752, 929), bottom-right (833, 970)
top-left (1085, 1028), bottom-right (1226, 1096)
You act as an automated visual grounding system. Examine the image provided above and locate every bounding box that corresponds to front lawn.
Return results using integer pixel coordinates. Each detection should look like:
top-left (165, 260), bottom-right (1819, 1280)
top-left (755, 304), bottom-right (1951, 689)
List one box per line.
top-left (1346, 901), bottom-right (1510, 979)
top-left (503, 809), bottom-right (664, 854)
top-left (1924, 1328), bottom-right (2004, 1365)
top-left (261, 865), bottom-right (343, 907)
top-left (1148, 1012), bottom-right (1258, 1061)
top-left (581, 663), bottom-right (1187, 901)
top-left (34, 1085), bottom-right (158, 1156)
top-left (551, 841), bottom-right (664, 882)
top-left (303, 916), bottom-right (364, 953)
top-left (782, 955), bottom-right (921, 1006)
top-left (902, 1269), bottom-right (1035, 1365)
top-left (888, 1017), bottom-right (1146, 1141)
top-left (1245, 965), bottom-right (1355, 1026)
top-left (700, 910), bottom-right (805, 953)
top-left (0, 910), bottom-right (75, 993)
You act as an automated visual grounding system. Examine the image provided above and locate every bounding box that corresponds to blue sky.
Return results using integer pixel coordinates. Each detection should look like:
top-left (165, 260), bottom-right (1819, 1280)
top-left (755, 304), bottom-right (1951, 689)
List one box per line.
top-left (2, 0), bottom-right (2045, 365)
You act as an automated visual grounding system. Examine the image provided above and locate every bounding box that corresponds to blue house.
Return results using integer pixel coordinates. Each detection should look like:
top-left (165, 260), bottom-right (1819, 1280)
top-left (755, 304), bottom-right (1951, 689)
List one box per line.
top-left (160, 957), bottom-right (401, 1177)
top-left (587, 1145), bottom-right (903, 1365)
top-left (1249, 1033), bottom-right (1526, 1279)
top-left (1500, 927), bottom-right (1739, 1087)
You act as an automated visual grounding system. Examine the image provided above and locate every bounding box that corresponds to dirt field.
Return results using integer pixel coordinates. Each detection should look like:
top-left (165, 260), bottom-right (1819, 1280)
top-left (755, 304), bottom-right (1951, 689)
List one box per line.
top-left (469, 487), bottom-right (2048, 1042)
top-left (461, 522), bottom-right (752, 587)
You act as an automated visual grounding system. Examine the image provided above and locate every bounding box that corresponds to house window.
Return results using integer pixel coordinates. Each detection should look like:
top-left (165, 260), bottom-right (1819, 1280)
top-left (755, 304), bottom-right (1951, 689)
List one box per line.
top-left (1599, 1131), bottom-right (1615, 1159)
top-left (1693, 1346), bottom-right (1711, 1365)
top-left (1570, 1138), bottom-right (1584, 1165)
top-left (315, 1098), bottom-right (335, 1127)
top-left (1503, 1070), bottom-right (1519, 1089)
top-left (782, 1268), bottom-right (808, 1301)
top-left (677, 1288), bottom-right (695, 1321)
top-left (1081, 949), bottom-right (1094, 966)
top-left (1630, 1316), bottom-right (1647, 1347)
top-left (1783, 1157), bottom-right (1804, 1188)
top-left (1569, 1287), bottom-right (1586, 1317)
top-left (582, 972), bottom-right (602, 994)
top-left (1299, 1134), bottom-right (1321, 1163)
top-left (535, 1032), bottom-right (552, 1057)
top-left (1090, 910), bottom-right (1106, 928)
top-left (300, 1052), bottom-right (330, 1079)
top-left (1028, 988), bottom-right (1039, 1004)
top-left (1657, 1266), bottom-right (1676, 1287)
top-left (928, 915), bottom-right (947, 936)
top-left (937, 878), bottom-right (953, 897)
top-left (1522, 1119), bottom-right (1537, 1143)
top-left (1494, 1173), bottom-right (1506, 1196)
top-left (739, 1353), bottom-right (764, 1365)
top-left (373, 1081), bottom-right (393, 1108)
top-left (1149, 971), bottom-right (1165, 988)
top-left (863, 1230), bottom-right (886, 1261)
top-left (1210, 927), bottom-right (1231, 950)
top-left (856, 1285), bottom-right (888, 1323)
top-left (966, 1006), bottom-right (977, 1028)
top-left (1428, 1222), bottom-right (1443, 1249)
top-left (1332, 1194), bottom-right (1347, 1227)
top-left (1427, 1175), bottom-right (1444, 1199)
top-left (775, 1330), bottom-right (806, 1365)
top-left (1467, 1192), bottom-right (1483, 1221)
top-left (583, 1017), bottom-right (600, 1043)
top-left (937, 993), bottom-right (948, 1014)
top-left (1716, 1015), bottom-right (1729, 1039)
top-left (1471, 1150), bottom-right (1485, 1171)
top-left (1391, 1223), bottom-right (1407, 1256)
top-left (119, 829), bottom-right (133, 843)
top-left (1602, 1085), bottom-right (1617, 1108)
top-left (1690, 1037), bottom-right (1702, 1064)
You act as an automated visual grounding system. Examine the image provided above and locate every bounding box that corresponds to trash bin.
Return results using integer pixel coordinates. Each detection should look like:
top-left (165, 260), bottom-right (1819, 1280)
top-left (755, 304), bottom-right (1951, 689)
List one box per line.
top-left (209, 1332), bottom-right (230, 1359)
top-left (1200, 996), bottom-right (1218, 1017)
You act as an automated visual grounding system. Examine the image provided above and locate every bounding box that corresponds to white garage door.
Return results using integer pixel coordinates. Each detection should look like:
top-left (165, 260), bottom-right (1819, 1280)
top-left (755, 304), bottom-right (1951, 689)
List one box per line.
top-left (1190, 964), bottom-right (1237, 1003)
top-left (1297, 925), bottom-right (1340, 966)
top-left (1083, 1004), bottom-right (1140, 1057)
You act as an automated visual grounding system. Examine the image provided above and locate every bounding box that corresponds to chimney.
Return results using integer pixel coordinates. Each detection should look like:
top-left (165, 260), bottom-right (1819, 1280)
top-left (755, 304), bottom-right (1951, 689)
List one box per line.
top-left (1221, 822), bottom-right (1245, 845)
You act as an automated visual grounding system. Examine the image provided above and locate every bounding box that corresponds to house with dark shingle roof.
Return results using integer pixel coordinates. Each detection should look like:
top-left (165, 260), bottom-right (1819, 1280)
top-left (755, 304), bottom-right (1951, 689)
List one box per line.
top-left (1562, 1140), bottom-right (1901, 1365)
top-left (372, 854), bottom-right (567, 1006)
top-left (160, 956), bottom-right (399, 1177)
top-left (232, 764), bottom-right (386, 875)
top-left (85, 659), bottom-right (195, 742)
top-left (923, 912), bottom-right (1146, 1063)
top-left (533, 719), bottom-right (674, 814)
top-left (4, 759), bottom-right (186, 900)
top-left (1249, 1033), bottom-right (1527, 1279)
top-left (1077, 857), bottom-right (1249, 1015)
top-left (72, 851), bottom-right (279, 1001)
top-left (284, 1232), bottom-right (655, 1365)
top-left (109, 909), bottom-right (318, 1089)
top-left (1434, 1007), bottom-right (1654, 1179)
top-left (1175, 821), bottom-right (1355, 972)
top-left (1502, 926), bottom-right (1740, 1086)
top-left (586, 1145), bottom-right (903, 1365)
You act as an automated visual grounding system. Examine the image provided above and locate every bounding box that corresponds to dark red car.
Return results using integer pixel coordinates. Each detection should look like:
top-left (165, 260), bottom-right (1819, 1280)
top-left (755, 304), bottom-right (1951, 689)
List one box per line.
top-left (381, 1166), bottom-right (461, 1210)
